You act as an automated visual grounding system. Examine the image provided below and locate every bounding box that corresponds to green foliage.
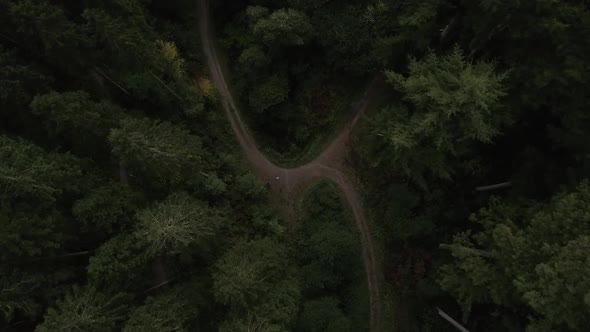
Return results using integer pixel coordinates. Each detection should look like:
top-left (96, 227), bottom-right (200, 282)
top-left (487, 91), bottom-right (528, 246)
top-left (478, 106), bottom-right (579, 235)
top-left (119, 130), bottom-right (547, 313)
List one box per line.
top-left (294, 182), bottom-right (368, 330)
top-left (0, 0), bottom-right (273, 330)
top-left (251, 205), bottom-right (285, 236)
top-left (7, 0), bottom-right (89, 72)
top-left (300, 221), bottom-right (359, 291)
top-left (214, 238), bottom-right (291, 307)
top-left (239, 46), bottom-right (269, 70)
top-left (313, 5), bottom-right (373, 73)
top-left (296, 297), bottom-right (352, 332)
top-left (438, 181), bottom-right (590, 329)
top-left (371, 46), bottom-right (507, 188)
top-left (87, 234), bottom-right (152, 290)
top-left (3, 0), bottom-right (590, 330)
top-left (249, 75), bottom-right (289, 113)
top-left (0, 207), bottom-right (62, 260)
top-left (123, 285), bottom-right (198, 332)
top-left (246, 6), bottom-right (270, 23)
top-left (82, 7), bottom-right (152, 66)
top-left (0, 269), bottom-right (43, 322)
top-left (0, 46), bottom-right (50, 109)
top-left (0, 136), bottom-right (80, 260)
top-left (236, 172), bottom-right (267, 199)
top-left (218, 313), bottom-right (281, 332)
top-left (252, 8), bottom-right (313, 47)
top-left (30, 91), bottom-right (122, 152)
top-left (213, 238), bottom-right (300, 330)
top-left (203, 173), bottom-right (228, 196)
top-left (72, 183), bottom-right (137, 235)
top-left (36, 286), bottom-right (129, 332)
top-left (0, 136), bottom-right (81, 201)
top-left (135, 192), bottom-right (220, 255)
top-left (109, 118), bottom-right (202, 186)
top-left (520, 236), bottom-right (590, 332)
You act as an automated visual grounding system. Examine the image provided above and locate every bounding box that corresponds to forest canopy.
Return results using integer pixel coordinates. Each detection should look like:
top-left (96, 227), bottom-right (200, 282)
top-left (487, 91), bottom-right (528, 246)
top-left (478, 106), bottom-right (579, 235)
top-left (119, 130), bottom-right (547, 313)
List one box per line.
top-left (2, 0), bottom-right (590, 331)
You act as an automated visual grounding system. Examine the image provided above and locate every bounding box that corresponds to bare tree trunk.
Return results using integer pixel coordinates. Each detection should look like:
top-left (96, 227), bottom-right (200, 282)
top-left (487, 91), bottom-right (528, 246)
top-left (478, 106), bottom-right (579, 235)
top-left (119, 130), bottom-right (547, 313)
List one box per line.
top-left (151, 256), bottom-right (169, 292)
top-left (475, 182), bottom-right (511, 191)
top-left (48, 251), bottom-right (90, 259)
top-left (94, 67), bottom-right (131, 95)
top-left (143, 278), bottom-right (175, 294)
top-left (149, 70), bottom-right (184, 102)
top-left (439, 244), bottom-right (493, 258)
top-left (440, 15), bottom-right (458, 44)
top-left (119, 161), bottom-right (129, 186)
top-left (437, 307), bottom-right (471, 332)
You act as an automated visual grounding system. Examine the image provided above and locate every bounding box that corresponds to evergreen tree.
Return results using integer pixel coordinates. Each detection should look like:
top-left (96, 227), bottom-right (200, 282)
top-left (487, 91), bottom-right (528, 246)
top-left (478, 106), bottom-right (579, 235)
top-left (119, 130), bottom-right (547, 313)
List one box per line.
top-left (108, 118), bottom-right (202, 187)
top-left (213, 238), bottom-right (300, 330)
top-left (36, 286), bottom-right (129, 332)
top-left (0, 136), bottom-right (81, 201)
top-left (369, 46), bottom-right (507, 188)
top-left (124, 285), bottom-right (198, 332)
top-left (438, 181), bottom-right (590, 330)
top-left (30, 90), bottom-right (123, 154)
top-left (135, 192), bottom-right (220, 255)
top-left (297, 297), bottom-right (352, 332)
top-left (252, 8), bottom-right (313, 47)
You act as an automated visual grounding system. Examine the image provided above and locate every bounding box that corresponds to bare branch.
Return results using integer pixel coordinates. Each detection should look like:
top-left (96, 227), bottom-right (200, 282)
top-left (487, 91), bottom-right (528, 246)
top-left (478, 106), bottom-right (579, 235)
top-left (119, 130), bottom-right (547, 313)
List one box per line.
top-left (93, 67), bottom-right (130, 96)
top-left (437, 307), bottom-right (471, 332)
top-left (475, 182), bottom-right (511, 191)
top-left (149, 70), bottom-right (184, 102)
top-left (439, 244), bottom-right (493, 258)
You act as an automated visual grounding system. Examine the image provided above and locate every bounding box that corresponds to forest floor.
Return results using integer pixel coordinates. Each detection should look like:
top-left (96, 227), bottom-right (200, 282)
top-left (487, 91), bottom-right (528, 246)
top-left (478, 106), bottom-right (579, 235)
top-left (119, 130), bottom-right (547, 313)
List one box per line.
top-left (198, 0), bottom-right (386, 330)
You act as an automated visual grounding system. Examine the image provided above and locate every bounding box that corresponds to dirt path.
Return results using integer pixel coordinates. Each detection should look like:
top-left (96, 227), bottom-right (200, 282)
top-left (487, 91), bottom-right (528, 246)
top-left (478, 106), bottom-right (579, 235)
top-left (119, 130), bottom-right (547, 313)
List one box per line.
top-left (198, 1), bottom-right (384, 330)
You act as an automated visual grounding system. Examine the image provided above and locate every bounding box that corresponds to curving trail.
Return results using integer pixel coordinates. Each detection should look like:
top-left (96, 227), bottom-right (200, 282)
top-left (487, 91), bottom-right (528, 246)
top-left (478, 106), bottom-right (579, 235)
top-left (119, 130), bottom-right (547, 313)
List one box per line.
top-left (198, 1), bottom-right (384, 330)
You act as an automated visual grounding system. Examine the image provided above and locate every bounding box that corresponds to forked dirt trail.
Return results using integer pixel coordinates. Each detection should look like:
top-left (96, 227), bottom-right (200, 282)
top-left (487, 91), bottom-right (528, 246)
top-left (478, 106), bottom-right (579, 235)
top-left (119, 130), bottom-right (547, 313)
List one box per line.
top-left (198, 1), bottom-right (384, 330)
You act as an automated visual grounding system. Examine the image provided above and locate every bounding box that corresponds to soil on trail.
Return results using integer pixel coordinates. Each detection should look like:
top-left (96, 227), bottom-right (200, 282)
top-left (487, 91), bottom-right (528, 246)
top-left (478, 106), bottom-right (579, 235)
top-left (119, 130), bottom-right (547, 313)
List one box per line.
top-left (198, 1), bottom-right (385, 330)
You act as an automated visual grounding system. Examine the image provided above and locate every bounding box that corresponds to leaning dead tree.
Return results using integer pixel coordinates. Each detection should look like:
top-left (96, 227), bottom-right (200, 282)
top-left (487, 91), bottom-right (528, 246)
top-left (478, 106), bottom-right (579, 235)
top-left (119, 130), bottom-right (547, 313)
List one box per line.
top-left (439, 244), bottom-right (494, 258)
top-left (475, 182), bottom-right (512, 192)
top-left (437, 307), bottom-right (471, 332)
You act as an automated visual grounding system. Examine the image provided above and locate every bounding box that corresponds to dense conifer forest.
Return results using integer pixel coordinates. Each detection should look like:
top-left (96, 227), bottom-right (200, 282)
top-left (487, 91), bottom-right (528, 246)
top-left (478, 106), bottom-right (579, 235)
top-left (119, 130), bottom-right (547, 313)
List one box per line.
top-left (1, 0), bottom-right (590, 331)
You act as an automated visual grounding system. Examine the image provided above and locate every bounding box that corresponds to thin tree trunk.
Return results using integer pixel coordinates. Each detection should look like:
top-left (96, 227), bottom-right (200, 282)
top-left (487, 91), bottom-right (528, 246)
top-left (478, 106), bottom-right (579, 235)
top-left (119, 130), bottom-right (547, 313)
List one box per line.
top-left (151, 256), bottom-right (169, 292)
top-left (440, 15), bottom-right (458, 44)
top-left (119, 161), bottom-right (129, 186)
top-left (94, 67), bottom-right (131, 95)
top-left (51, 251), bottom-right (91, 258)
top-left (475, 182), bottom-right (511, 191)
top-left (143, 278), bottom-right (175, 294)
top-left (9, 251), bottom-right (92, 263)
top-left (149, 70), bottom-right (184, 102)
top-left (437, 307), bottom-right (471, 332)
top-left (439, 244), bottom-right (493, 258)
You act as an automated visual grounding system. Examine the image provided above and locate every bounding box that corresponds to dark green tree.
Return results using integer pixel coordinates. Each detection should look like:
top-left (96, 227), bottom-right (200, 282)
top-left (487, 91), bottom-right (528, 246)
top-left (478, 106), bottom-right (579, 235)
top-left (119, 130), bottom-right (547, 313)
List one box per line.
top-left (36, 286), bottom-right (129, 332)
top-left (108, 118), bottom-right (202, 186)
top-left (0, 136), bottom-right (80, 260)
top-left (0, 136), bottom-right (81, 201)
top-left (6, 0), bottom-right (89, 74)
top-left (72, 183), bottom-right (137, 235)
top-left (0, 269), bottom-right (43, 323)
top-left (213, 238), bottom-right (300, 330)
top-left (438, 181), bottom-right (590, 330)
top-left (87, 234), bottom-right (152, 291)
top-left (248, 74), bottom-right (289, 113)
top-left (30, 90), bottom-right (123, 154)
top-left (369, 46), bottom-right (507, 188)
top-left (123, 285), bottom-right (198, 332)
top-left (252, 8), bottom-right (313, 47)
top-left (296, 297), bottom-right (352, 332)
top-left (135, 192), bottom-right (220, 255)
